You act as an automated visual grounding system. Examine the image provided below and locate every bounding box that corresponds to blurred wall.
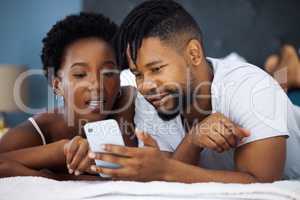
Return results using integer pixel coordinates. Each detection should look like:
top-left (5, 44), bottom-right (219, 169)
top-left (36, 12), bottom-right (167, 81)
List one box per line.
top-left (1, 0), bottom-right (300, 126)
top-left (0, 0), bottom-right (82, 126)
top-left (84, 0), bottom-right (300, 105)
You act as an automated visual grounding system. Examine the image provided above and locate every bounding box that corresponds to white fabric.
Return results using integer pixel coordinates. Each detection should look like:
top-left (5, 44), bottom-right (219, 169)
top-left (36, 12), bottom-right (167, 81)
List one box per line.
top-left (134, 92), bottom-right (185, 150)
top-left (120, 69), bottom-right (137, 87)
top-left (129, 56), bottom-right (300, 180)
top-left (120, 69), bottom-right (186, 151)
top-left (0, 177), bottom-right (299, 200)
top-left (28, 117), bottom-right (46, 145)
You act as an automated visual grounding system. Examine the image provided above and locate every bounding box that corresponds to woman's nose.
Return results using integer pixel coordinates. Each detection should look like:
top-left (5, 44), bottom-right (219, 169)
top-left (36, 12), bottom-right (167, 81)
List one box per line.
top-left (88, 74), bottom-right (100, 91)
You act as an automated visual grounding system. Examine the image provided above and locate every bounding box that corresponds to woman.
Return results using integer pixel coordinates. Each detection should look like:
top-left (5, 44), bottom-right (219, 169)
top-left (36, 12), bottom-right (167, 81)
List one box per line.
top-left (0, 12), bottom-right (137, 180)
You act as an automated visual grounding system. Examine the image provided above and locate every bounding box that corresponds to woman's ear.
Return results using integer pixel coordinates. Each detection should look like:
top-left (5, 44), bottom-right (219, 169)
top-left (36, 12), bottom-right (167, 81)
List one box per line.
top-left (185, 39), bottom-right (204, 66)
top-left (52, 76), bottom-right (64, 96)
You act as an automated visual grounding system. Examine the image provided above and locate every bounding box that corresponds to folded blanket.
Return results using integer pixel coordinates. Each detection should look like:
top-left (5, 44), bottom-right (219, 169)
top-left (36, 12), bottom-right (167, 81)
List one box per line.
top-left (0, 176), bottom-right (299, 200)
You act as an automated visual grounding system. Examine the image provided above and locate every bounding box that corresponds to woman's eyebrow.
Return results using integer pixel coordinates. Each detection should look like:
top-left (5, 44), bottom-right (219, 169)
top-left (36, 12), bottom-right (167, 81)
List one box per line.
top-left (70, 62), bottom-right (89, 68)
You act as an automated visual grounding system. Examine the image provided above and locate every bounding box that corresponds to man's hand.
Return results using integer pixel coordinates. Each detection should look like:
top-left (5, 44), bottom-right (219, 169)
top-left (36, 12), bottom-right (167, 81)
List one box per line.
top-left (189, 112), bottom-right (250, 153)
top-left (63, 136), bottom-right (95, 176)
top-left (88, 130), bottom-right (169, 181)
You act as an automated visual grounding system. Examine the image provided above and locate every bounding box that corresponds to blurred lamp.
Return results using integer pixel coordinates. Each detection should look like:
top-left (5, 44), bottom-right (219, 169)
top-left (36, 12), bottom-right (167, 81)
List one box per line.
top-left (0, 65), bottom-right (28, 130)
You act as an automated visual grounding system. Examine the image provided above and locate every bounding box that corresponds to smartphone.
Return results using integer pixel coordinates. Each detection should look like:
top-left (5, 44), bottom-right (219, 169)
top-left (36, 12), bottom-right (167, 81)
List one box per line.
top-left (84, 119), bottom-right (125, 178)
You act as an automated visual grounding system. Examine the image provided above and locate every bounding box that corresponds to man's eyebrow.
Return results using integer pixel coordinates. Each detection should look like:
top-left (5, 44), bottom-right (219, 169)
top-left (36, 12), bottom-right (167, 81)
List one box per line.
top-left (144, 60), bottom-right (163, 68)
top-left (70, 62), bottom-right (88, 68)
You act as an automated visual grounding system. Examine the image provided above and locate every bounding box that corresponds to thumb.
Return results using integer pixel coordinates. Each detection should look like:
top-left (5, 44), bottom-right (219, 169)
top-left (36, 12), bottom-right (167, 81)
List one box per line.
top-left (135, 129), bottom-right (159, 149)
top-left (235, 127), bottom-right (251, 139)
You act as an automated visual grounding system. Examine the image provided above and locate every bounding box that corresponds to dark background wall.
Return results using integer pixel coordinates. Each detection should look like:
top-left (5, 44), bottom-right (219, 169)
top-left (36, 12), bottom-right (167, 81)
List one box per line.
top-left (1, 0), bottom-right (299, 126)
top-left (83, 0), bottom-right (300, 104)
top-left (83, 0), bottom-right (300, 67)
top-left (0, 0), bottom-right (81, 126)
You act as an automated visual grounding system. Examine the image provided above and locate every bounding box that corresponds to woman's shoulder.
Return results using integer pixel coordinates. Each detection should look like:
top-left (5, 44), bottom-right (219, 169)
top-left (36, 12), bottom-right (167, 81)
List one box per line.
top-left (0, 111), bottom-right (66, 151)
top-left (31, 111), bottom-right (68, 142)
top-left (33, 110), bottom-right (64, 126)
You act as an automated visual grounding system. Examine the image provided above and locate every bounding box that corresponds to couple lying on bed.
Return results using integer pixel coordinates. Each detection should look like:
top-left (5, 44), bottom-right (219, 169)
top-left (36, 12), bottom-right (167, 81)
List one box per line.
top-left (0, 0), bottom-right (300, 183)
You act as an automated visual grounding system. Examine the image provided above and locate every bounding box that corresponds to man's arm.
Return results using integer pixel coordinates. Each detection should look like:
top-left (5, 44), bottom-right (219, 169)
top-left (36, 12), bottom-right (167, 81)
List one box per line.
top-left (165, 136), bottom-right (286, 183)
top-left (172, 135), bottom-right (203, 165)
top-left (88, 132), bottom-right (285, 183)
top-left (173, 113), bottom-right (250, 166)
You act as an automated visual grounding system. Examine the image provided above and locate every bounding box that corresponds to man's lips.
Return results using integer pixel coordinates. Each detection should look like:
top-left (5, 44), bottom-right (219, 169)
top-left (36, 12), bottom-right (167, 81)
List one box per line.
top-left (145, 92), bottom-right (169, 107)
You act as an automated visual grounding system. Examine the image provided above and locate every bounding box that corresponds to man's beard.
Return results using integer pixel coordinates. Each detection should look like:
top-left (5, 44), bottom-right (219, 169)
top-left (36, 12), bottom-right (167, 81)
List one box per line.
top-left (156, 90), bottom-right (191, 121)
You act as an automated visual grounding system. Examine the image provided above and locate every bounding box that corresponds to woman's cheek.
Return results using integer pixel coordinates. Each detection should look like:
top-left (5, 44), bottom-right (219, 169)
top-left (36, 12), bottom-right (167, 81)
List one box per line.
top-left (68, 82), bottom-right (87, 110)
top-left (107, 78), bottom-right (120, 95)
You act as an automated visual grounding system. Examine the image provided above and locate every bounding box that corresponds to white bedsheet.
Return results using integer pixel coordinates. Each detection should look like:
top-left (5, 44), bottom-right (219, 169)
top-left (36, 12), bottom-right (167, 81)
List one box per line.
top-left (0, 177), bottom-right (300, 200)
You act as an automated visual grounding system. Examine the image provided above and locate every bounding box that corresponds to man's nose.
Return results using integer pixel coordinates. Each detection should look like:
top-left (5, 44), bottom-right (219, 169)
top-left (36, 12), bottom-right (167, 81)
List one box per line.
top-left (138, 78), bottom-right (157, 95)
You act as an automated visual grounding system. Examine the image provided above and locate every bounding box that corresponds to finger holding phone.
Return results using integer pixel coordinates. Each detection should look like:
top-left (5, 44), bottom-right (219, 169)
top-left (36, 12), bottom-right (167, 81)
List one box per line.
top-left (84, 119), bottom-right (128, 178)
top-left (63, 136), bottom-right (96, 176)
top-left (88, 129), bottom-right (169, 181)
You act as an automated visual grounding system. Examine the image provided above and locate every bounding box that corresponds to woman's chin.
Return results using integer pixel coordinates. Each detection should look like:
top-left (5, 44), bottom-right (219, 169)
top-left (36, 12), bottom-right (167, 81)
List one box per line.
top-left (80, 112), bottom-right (107, 123)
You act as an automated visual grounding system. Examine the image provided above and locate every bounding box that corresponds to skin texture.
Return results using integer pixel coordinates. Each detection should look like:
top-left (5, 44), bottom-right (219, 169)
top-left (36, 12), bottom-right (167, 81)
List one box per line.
top-left (0, 38), bottom-right (136, 180)
top-left (90, 37), bottom-right (286, 183)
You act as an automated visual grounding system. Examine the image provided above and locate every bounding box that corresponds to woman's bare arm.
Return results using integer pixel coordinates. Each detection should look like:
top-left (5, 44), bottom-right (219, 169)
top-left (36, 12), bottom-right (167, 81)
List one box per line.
top-left (0, 139), bottom-right (68, 170)
top-left (0, 114), bottom-right (69, 173)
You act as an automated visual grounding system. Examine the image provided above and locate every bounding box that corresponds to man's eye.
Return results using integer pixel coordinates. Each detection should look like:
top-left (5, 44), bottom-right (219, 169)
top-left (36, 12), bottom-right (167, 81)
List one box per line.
top-left (135, 73), bottom-right (143, 79)
top-left (151, 66), bottom-right (164, 73)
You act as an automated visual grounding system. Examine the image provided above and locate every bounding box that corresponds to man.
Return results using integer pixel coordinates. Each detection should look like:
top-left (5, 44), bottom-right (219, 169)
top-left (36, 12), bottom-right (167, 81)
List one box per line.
top-left (90, 0), bottom-right (300, 183)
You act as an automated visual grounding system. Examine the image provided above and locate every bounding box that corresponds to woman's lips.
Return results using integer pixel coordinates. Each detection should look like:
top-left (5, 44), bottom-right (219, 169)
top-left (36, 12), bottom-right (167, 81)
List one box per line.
top-left (87, 100), bottom-right (106, 113)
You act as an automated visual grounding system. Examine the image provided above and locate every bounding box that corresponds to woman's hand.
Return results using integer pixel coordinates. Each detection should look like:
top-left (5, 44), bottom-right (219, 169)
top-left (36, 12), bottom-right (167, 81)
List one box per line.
top-left (63, 136), bottom-right (95, 176)
top-left (189, 112), bottom-right (250, 153)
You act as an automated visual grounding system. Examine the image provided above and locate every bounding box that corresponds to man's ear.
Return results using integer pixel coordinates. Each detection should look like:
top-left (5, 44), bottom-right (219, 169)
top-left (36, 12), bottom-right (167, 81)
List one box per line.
top-left (185, 39), bottom-right (204, 66)
top-left (52, 76), bottom-right (64, 96)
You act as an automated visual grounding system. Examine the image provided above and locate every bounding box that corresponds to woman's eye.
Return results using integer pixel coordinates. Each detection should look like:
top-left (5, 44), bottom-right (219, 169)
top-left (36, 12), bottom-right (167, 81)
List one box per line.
top-left (73, 73), bottom-right (86, 78)
top-left (103, 72), bottom-right (115, 77)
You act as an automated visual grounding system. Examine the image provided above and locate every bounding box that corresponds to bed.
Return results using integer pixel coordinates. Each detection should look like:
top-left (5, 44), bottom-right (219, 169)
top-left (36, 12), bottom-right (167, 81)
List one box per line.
top-left (0, 176), bottom-right (299, 200)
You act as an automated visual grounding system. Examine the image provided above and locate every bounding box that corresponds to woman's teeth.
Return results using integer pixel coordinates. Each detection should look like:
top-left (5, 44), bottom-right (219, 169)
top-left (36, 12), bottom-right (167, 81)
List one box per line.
top-left (89, 101), bottom-right (99, 105)
top-left (89, 100), bottom-right (104, 106)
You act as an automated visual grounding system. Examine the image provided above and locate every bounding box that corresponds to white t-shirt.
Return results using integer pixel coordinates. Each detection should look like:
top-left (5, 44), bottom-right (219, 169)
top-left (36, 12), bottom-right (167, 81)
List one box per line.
top-left (121, 57), bottom-right (300, 180)
top-left (121, 69), bottom-right (185, 151)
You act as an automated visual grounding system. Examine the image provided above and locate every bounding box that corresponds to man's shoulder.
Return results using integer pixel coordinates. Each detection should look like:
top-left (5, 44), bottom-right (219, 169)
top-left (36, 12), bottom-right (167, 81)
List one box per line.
top-left (209, 57), bottom-right (278, 100)
top-left (209, 57), bottom-right (268, 84)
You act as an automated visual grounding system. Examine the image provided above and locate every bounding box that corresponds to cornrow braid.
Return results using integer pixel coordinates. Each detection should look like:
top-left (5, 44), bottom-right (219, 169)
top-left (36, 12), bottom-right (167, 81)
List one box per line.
top-left (114, 0), bottom-right (202, 69)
